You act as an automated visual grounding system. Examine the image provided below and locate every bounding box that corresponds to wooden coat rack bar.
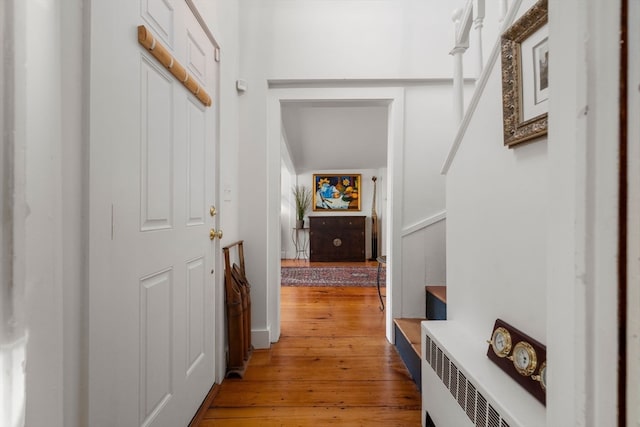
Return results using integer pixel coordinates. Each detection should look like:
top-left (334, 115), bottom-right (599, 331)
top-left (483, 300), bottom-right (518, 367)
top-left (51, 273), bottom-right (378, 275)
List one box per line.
top-left (222, 240), bottom-right (252, 378)
top-left (137, 25), bottom-right (212, 107)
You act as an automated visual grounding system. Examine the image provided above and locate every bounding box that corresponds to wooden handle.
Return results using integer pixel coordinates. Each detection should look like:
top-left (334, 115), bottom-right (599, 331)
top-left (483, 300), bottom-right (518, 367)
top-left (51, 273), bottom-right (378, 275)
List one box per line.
top-left (137, 25), bottom-right (212, 107)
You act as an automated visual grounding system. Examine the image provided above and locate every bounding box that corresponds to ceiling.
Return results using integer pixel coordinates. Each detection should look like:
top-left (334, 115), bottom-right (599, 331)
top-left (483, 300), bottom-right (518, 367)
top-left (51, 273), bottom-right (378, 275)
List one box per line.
top-left (281, 100), bottom-right (389, 174)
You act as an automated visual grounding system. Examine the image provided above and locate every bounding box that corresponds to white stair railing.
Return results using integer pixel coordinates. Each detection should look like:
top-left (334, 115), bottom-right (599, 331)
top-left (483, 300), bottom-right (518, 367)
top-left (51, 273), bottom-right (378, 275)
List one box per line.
top-left (443, 0), bottom-right (522, 175)
top-left (451, 0), bottom-right (515, 125)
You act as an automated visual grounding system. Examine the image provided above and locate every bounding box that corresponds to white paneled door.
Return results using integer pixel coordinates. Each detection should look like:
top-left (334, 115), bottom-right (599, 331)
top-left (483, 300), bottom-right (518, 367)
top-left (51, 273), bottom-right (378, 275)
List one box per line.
top-left (89, 1), bottom-right (219, 426)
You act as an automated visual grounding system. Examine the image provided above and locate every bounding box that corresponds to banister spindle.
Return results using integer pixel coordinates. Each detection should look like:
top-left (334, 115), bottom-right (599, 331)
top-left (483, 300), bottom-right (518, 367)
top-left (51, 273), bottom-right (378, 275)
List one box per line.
top-left (473, 0), bottom-right (486, 76)
top-left (450, 5), bottom-right (471, 124)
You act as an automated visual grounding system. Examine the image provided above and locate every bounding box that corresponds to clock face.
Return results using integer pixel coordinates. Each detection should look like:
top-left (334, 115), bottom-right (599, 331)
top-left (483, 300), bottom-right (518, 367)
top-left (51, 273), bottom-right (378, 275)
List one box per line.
top-left (495, 334), bottom-right (506, 350)
top-left (491, 327), bottom-right (512, 357)
top-left (515, 348), bottom-right (529, 366)
top-left (539, 362), bottom-right (547, 390)
top-left (511, 341), bottom-right (537, 376)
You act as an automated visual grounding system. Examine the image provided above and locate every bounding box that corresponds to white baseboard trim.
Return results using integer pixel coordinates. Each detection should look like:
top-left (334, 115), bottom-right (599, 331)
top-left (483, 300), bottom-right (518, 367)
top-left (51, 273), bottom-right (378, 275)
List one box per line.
top-left (251, 328), bottom-right (271, 349)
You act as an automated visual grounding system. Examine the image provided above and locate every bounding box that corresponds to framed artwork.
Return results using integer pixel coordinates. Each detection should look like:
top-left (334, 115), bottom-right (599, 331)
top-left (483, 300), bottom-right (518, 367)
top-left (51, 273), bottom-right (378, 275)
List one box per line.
top-left (312, 174), bottom-right (361, 211)
top-left (501, 0), bottom-right (548, 147)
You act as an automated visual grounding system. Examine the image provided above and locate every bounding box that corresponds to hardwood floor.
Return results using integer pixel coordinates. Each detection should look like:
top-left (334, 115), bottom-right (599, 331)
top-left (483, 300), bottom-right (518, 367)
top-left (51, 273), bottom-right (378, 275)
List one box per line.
top-left (195, 285), bottom-right (421, 426)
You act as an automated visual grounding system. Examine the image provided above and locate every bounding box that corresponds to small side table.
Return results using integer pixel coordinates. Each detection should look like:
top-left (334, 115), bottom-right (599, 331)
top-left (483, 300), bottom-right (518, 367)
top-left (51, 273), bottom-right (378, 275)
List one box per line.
top-left (376, 255), bottom-right (386, 311)
top-left (291, 227), bottom-right (309, 259)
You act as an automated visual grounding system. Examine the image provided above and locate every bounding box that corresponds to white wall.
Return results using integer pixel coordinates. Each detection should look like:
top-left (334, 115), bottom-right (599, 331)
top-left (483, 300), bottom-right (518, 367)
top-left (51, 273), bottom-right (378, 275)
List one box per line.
top-left (10, 0), bottom-right (83, 426)
top-left (547, 0), bottom-right (620, 424)
top-left (401, 219), bottom-right (447, 317)
top-left (194, 0), bottom-right (242, 245)
top-left (243, 0), bottom-right (466, 80)
top-left (401, 83), bottom-right (456, 317)
top-left (443, 0), bottom-right (623, 425)
top-left (2, 3), bottom-right (28, 426)
top-left (446, 47), bottom-right (548, 343)
top-left (60, 1), bottom-right (88, 425)
top-left (436, 0), bottom-right (550, 424)
top-left (397, 83), bottom-right (457, 318)
top-left (402, 86), bottom-right (450, 227)
top-left (6, 1), bottom-right (241, 426)
top-left (18, 1), bottom-right (70, 426)
top-left (239, 0), bottom-right (465, 344)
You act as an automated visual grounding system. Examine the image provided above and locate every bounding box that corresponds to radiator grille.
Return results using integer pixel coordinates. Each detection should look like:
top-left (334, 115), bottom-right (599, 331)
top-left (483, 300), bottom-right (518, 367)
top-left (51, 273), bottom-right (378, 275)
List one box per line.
top-left (443, 355), bottom-right (451, 387)
top-left (450, 364), bottom-right (459, 398)
top-left (476, 393), bottom-right (487, 427)
top-left (424, 332), bottom-right (512, 427)
top-left (431, 340), bottom-right (437, 370)
top-left (457, 372), bottom-right (467, 410)
top-left (466, 383), bottom-right (476, 422)
top-left (488, 405), bottom-right (500, 427)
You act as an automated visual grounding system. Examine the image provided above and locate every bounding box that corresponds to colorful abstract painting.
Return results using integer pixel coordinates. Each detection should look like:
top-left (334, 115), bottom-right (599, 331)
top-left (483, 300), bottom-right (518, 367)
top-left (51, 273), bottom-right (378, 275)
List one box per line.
top-left (312, 174), bottom-right (361, 211)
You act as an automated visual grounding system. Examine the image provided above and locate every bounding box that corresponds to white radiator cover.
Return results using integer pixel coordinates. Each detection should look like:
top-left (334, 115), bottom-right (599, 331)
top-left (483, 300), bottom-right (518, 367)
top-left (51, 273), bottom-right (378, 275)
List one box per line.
top-left (421, 321), bottom-right (545, 427)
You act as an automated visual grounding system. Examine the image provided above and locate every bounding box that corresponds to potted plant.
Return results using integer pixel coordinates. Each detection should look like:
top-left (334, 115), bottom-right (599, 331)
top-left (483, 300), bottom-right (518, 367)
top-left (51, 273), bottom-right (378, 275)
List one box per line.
top-left (292, 185), bottom-right (312, 228)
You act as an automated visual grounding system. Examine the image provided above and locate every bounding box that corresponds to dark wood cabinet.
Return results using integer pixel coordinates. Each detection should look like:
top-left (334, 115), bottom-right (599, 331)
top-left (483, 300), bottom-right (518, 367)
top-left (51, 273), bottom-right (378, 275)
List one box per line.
top-left (309, 216), bottom-right (365, 262)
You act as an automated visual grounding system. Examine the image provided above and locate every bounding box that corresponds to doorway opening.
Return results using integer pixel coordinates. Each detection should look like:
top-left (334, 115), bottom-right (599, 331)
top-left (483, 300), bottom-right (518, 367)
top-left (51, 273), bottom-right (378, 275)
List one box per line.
top-left (266, 85), bottom-right (406, 344)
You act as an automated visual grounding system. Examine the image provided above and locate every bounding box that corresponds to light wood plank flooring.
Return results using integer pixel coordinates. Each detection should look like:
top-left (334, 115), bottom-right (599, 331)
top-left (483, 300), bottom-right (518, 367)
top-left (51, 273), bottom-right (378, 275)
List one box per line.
top-left (195, 285), bottom-right (421, 426)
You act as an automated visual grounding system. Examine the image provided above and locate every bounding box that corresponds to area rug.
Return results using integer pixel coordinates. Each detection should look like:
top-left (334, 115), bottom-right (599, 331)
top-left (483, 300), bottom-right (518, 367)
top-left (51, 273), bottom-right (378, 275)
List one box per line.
top-left (281, 266), bottom-right (386, 287)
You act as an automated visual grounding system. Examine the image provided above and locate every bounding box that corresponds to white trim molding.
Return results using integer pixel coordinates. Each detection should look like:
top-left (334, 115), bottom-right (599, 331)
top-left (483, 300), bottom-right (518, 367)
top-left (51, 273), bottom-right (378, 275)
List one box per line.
top-left (402, 211), bottom-right (447, 237)
top-left (267, 78), bottom-right (474, 89)
top-left (267, 86), bottom-right (406, 344)
top-left (252, 328), bottom-right (272, 349)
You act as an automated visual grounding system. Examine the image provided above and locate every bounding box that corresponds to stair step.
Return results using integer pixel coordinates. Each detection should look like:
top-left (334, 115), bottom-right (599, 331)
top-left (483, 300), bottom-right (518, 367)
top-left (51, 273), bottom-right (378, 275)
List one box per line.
top-left (425, 285), bottom-right (447, 303)
top-left (425, 285), bottom-right (447, 320)
top-left (394, 318), bottom-right (424, 391)
top-left (394, 318), bottom-right (423, 358)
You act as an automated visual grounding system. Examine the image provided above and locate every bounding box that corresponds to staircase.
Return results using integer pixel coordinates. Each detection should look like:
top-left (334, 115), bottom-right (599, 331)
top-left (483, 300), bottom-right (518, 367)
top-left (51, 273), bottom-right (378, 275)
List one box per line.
top-left (394, 286), bottom-right (447, 391)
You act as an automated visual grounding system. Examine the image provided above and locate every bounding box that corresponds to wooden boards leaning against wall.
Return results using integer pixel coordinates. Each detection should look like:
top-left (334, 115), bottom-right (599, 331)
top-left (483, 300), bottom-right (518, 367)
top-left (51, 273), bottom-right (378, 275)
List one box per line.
top-left (222, 240), bottom-right (253, 378)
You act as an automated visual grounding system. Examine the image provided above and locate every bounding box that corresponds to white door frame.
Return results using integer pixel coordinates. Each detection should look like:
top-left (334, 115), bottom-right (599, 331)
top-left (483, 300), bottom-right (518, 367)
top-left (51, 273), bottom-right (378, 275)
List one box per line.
top-left (266, 85), bottom-right (405, 342)
top-left (547, 0), bottom-right (622, 424)
top-left (184, 0), bottom-right (227, 387)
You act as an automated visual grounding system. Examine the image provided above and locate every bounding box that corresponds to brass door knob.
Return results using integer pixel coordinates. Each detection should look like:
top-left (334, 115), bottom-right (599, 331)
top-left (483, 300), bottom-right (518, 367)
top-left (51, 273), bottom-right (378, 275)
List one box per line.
top-left (209, 228), bottom-right (223, 240)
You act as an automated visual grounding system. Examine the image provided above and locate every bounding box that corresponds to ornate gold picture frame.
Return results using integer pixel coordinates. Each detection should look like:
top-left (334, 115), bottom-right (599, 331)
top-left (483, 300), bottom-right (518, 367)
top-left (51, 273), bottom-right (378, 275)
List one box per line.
top-left (501, 0), bottom-right (548, 147)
